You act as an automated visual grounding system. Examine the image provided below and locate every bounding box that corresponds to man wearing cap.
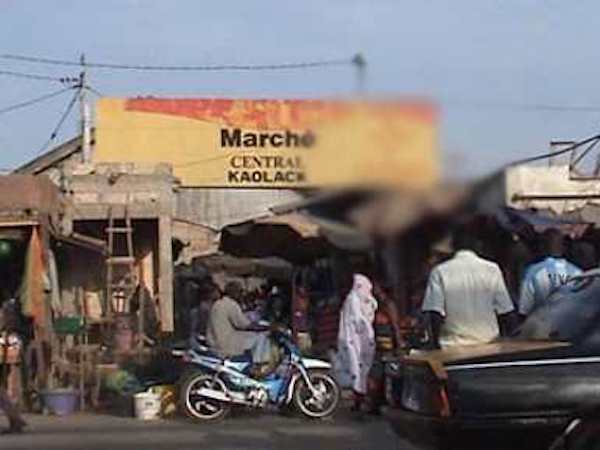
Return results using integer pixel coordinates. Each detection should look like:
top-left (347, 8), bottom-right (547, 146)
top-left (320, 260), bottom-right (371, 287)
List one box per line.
top-left (207, 281), bottom-right (266, 357)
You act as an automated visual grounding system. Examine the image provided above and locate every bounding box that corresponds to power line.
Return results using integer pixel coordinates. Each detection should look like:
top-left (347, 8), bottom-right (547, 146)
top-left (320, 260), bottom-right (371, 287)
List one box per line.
top-left (84, 85), bottom-right (103, 97)
top-left (0, 53), bottom-right (354, 72)
top-left (441, 98), bottom-right (600, 113)
top-left (508, 133), bottom-right (600, 166)
top-left (0, 87), bottom-right (74, 116)
top-left (0, 69), bottom-right (68, 83)
top-left (35, 87), bottom-right (81, 156)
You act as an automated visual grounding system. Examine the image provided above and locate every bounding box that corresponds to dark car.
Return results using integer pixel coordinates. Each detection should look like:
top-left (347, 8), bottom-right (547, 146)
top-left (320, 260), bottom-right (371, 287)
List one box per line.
top-left (383, 269), bottom-right (600, 449)
top-left (548, 413), bottom-right (600, 450)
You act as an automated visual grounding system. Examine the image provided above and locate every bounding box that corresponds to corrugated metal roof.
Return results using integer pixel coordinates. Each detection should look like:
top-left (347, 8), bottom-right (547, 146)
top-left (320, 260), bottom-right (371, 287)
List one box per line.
top-left (14, 133), bottom-right (92, 175)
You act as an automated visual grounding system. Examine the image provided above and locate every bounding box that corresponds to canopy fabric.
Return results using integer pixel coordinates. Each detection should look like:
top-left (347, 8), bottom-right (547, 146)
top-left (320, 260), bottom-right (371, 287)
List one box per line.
top-left (254, 212), bottom-right (320, 238)
top-left (308, 216), bottom-right (372, 252)
top-left (220, 211), bottom-right (371, 264)
top-left (220, 219), bottom-right (326, 264)
top-left (497, 207), bottom-right (591, 239)
top-left (198, 253), bottom-right (293, 279)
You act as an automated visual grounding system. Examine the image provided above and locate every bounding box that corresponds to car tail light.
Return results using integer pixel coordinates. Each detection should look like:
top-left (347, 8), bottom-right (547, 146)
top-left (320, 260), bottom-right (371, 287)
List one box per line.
top-left (438, 385), bottom-right (450, 417)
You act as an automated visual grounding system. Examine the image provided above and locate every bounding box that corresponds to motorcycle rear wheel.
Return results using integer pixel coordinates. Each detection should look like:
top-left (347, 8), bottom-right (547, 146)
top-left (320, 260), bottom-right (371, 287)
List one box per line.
top-left (293, 371), bottom-right (340, 419)
top-left (179, 371), bottom-right (230, 421)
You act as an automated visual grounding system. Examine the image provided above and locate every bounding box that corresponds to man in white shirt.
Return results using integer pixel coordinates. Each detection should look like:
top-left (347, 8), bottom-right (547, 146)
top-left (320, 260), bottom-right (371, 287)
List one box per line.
top-left (206, 281), bottom-right (270, 358)
top-left (422, 228), bottom-right (517, 348)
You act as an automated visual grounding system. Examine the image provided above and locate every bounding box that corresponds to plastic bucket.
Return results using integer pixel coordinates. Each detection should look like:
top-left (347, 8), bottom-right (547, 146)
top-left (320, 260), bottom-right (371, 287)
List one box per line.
top-left (43, 389), bottom-right (79, 416)
top-left (148, 385), bottom-right (177, 417)
top-left (134, 392), bottom-right (161, 420)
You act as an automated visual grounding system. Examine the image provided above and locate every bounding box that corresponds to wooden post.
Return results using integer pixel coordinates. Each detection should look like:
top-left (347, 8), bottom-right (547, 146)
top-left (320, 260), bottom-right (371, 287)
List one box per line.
top-left (158, 216), bottom-right (174, 332)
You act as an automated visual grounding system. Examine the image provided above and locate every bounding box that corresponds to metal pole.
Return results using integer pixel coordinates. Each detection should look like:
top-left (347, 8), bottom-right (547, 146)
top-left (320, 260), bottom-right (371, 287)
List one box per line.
top-left (352, 53), bottom-right (367, 95)
top-left (79, 54), bottom-right (92, 164)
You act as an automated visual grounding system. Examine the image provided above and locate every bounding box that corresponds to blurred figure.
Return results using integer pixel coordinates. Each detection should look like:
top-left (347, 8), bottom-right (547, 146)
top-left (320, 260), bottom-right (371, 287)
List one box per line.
top-left (504, 234), bottom-right (534, 304)
top-left (189, 281), bottom-right (220, 345)
top-left (206, 281), bottom-right (254, 357)
top-left (265, 285), bottom-right (286, 324)
top-left (568, 239), bottom-right (597, 271)
top-left (366, 282), bottom-right (402, 414)
top-left (422, 226), bottom-right (516, 348)
top-left (243, 292), bottom-right (262, 323)
top-left (519, 229), bottom-right (582, 317)
top-left (335, 274), bottom-right (378, 412)
top-left (0, 302), bottom-right (26, 434)
top-left (291, 285), bottom-right (312, 354)
top-left (130, 281), bottom-right (159, 342)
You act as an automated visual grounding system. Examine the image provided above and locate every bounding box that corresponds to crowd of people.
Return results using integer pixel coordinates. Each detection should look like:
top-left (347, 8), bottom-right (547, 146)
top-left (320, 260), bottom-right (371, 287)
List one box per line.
top-left (330, 225), bottom-right (593, 416)
top-left (1, 221), bottom-right (585, 433)
top-left (421, 227), bottom-right (586, 351)
top-left (185, 269), bottom-right (404, 416)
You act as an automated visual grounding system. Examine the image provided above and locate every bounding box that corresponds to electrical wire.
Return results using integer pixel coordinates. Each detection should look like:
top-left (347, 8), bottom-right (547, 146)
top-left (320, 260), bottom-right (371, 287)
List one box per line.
top-left (508, 133), bottom-right (600, 166)
top-left (0, 87), bottom-right (74, 116)
top-left (0, 69), bottom-right (67, 83)
top-left (35, 87), bottom-right (81, 155)
top-left (441, 98), bottom-right (600, 113)
top-left (0, 53), bottom-right (354, 71)
top-left (84, 85), bottom-right (103, 97)
top-left (11, 53), bottom-right (600, 112)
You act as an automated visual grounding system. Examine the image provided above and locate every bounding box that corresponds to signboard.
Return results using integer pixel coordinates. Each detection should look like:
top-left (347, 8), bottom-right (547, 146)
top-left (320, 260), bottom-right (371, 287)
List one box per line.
top-left (95, 98), bottom-right (438, 189)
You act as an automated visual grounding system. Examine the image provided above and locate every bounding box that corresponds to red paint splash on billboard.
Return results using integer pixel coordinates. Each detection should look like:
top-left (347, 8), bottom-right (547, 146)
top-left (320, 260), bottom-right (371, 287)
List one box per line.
top-left (125, 98), bottom-right (435, 130)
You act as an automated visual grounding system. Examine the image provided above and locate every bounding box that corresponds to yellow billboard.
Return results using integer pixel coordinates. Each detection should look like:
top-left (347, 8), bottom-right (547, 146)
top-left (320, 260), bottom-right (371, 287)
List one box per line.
top-left (95, 98), bottom-right (438, 189)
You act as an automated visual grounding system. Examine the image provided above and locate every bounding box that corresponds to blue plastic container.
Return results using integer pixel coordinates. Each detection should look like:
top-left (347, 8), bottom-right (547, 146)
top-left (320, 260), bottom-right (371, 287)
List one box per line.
top-left (42, 389), bottom-right (79, 416)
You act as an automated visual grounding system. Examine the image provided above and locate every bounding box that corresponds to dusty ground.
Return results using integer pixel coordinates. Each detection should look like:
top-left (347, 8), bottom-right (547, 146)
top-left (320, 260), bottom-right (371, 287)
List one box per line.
top-left (0, 411), bottom-right (412, 450)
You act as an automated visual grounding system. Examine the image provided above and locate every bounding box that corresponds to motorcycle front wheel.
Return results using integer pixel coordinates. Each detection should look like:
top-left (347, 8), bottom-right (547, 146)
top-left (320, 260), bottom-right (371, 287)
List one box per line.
top-left (293, 371), bottom-right (340, 419)
top-left (179, 371), bottom-right (230, 421)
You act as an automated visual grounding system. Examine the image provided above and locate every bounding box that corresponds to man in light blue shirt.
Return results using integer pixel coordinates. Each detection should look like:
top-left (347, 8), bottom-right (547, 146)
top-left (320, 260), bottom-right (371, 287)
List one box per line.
top-left (519, 229), bottom-right (582, 316)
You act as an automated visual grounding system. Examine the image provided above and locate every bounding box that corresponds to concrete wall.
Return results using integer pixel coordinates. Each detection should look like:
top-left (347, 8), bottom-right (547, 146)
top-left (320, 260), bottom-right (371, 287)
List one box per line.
top-left (176, 187), bottom-right (301, 230)
top-left (505, 164), bottom-right (600, 215)
top-left (0, 175), bottom-right (62, 216)
top-left (16, 140), bottom-right (304, 335)
top-left (60, 163), bottom-right (177, 331)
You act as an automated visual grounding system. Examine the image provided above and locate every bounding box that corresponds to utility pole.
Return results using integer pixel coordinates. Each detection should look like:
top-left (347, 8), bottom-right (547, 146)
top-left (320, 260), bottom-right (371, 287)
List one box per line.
top-left (79, 53), bottom-right (92, 164)
top-left (352, 53), bottom-right (367, 95)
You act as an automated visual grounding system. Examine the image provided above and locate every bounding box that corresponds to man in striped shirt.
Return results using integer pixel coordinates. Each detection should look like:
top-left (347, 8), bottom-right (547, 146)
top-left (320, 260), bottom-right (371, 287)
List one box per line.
top-left (519, 229), bottom-right (582, 316)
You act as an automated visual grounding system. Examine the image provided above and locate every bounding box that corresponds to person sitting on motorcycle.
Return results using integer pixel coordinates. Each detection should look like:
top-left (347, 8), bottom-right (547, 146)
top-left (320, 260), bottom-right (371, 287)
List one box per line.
top-left (206, 281), bottom-right (270, 358)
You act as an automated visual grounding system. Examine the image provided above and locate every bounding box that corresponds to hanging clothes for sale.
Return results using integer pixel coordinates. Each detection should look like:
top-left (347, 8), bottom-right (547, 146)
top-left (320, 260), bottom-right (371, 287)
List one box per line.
top-left (19, 227), bottom-right (50, 341)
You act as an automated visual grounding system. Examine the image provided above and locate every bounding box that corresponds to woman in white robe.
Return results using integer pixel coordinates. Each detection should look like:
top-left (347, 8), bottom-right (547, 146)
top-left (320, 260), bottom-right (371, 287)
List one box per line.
top-left (335, 273), bottom-right (378, 410)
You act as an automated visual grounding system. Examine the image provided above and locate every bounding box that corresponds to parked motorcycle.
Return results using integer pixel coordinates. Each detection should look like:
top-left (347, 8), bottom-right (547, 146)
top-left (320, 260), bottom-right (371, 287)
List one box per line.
top-left (178, 329), bottom-right (340, 421)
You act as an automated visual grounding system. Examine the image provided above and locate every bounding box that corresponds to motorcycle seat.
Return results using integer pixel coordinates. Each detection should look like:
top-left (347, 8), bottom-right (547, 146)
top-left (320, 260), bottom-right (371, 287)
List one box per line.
top-left (193, 346), bottom-right (220, 359)
top-left (228, 350), bottom-right (253, 364)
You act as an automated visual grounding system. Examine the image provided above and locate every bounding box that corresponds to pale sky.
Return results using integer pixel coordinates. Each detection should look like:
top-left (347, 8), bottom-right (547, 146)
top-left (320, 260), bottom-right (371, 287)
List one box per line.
top-left (2, 0), bottom-right (600, 178)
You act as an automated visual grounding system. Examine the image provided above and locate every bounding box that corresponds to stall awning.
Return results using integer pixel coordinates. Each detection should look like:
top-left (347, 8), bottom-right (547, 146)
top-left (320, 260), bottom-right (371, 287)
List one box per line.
top-left (197, 253), bottom-right (293, 280)
top-left (496, 207), bottom-right (591, 239)
top-left (254, 212), bottom-right (320, 238)
top-left (220, 211), bottom-right (372, 264)
top-left (271, 185), bottom-right (470, 239)
top-left (279, 186), bottom-right (468, 238)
